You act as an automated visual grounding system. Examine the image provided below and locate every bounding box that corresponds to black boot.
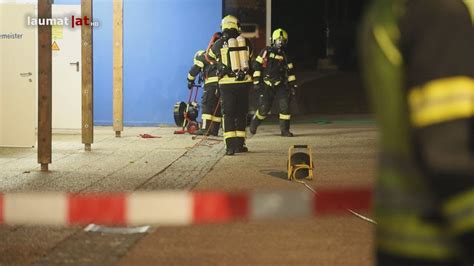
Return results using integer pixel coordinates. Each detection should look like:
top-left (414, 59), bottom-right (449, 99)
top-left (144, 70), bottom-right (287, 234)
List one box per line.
top-left (210, 122), bottom-right (221, 137)
top-left (249, 117), bottom-right (262, 135)
top-left (195, 119), bottom-right (211, 135)
top-left (225, 138), bottom-right (236, 156)
top-left (280, 120), bottom-right (294, 137)
top-left (194, 128), bottom-right (207, 135)
top-left (235, 137), bottom-right (248, 153)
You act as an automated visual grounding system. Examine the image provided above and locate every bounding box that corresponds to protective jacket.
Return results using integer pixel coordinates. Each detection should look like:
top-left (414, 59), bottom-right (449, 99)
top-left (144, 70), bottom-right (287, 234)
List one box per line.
top-left (253, 46), bottom-right (296, 88)
top-left (187, 50), bottom-right (221, 135)
top-left (188, 51), bottom-right (219, 86)
top-left (360, 0), bottom-right (474, 264)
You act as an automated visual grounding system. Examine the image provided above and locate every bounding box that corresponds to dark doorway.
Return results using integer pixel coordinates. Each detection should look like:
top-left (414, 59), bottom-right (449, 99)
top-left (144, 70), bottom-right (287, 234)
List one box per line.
top-left (272, 0), bottom-right (369, 71)
top-left (222, 0), bottom-right (372, 116)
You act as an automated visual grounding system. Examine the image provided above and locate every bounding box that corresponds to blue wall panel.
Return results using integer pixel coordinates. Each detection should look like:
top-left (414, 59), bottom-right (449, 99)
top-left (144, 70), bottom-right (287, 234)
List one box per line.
top-left (92, 0), bottom-right (114, 125)
top-left (54, 0), bottom-right (221, 126)
top-left (123, 0), bottom-right (221, 125)
top-left (54, 0), bottom-right (79, 4)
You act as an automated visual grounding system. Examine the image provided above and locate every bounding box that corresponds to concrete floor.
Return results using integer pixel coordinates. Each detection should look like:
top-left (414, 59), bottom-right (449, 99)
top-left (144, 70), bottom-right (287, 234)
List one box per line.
top-left (0, 121), bottom-right (377, 265)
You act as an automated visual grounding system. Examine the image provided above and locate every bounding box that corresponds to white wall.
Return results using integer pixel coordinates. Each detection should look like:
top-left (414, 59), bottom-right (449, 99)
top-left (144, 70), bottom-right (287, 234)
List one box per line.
top-left (0, 0), bottom-right (37, 3)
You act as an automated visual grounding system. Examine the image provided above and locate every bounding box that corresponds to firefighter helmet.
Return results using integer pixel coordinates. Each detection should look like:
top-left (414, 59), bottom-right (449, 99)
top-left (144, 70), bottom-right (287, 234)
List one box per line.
top-left (221, 15), bottom-right (240, 31)
top-left (272, 28), bottom-right (288, 48)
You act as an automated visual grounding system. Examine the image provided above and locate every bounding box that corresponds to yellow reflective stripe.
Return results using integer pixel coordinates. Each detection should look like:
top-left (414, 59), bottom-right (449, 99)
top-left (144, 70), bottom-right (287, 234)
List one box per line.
top-left (236, 131), bottom-right (246, 138)
top-left (205, 76), bottom-right (219, 84)
top-left (380, 216), bottom-right (450, 239)
top-left (444, 189), bottom-right (474, 215)
top-left (220, 47), bottom-right (229, 66)
top-left (287, 63), bottom-right (294, 69)
top-left (255, 110), bottom-right (266, 120)
top-left (194, 60), bottom-right (204, 68)
top-left (202, 115), bottom-right (221, 123)
top-left (409, 77), bottom-right (474, 127)
top-left (288, 75), bottom-right (296, 82)
top-left (378, 238), bottom-right (456, 260)
top-left (253, 71), bottom-right (261, 77)
top-left (443, 189), bottom-right (474, 234)
top-left (222, 22), bottom-right (238, 30)
top-left (378, 216), bottom-right (456, 260)
top-left (464, 0), bottom-right (474, 24)
top-left (201, 114), bottom-right (213, 121)
top-left (256, 56), bottom-right (263, 64)
top-left (211, 116), bottom-right (222, 123)
top-left (264, 80), bottom-right (281, 87)
top-left (188, 73), bottom-right (195, 81)
top-left (450, 216), bottom-right (474, 235)
top-left (279, 114), bottom-right (291, 120)
top-left (373, 25), bottom-right (402, 66)
top-left (275, 55), bottom-right (284, 60)
top-left (218, 76), bottom-right (252, 85)
top-left (208, 49), bottom-right (216, 59)
top-left (253, 80), bottom-right (260, 85)
top-left (224, 131), bottom-right (237, 139)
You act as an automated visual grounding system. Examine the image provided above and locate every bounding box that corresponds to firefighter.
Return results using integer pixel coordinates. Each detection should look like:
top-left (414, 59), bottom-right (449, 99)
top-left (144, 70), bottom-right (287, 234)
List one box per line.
top-left (208, 15), bottom-right (253, 155)
top-left (187, 33), bottom-right (222, 136)
top-left (249, 28), bottom-right (297, 137)
top-left (360, 0), bottom-right (474, 265)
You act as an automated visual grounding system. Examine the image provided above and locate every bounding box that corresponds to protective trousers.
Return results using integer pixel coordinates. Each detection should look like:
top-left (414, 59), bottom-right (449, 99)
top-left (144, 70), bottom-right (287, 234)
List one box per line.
top-left (252, 83), bottom-right (291, 133)
top-left (200, 83), bottom-right (222, 136)
top-left (220, 83), bottom-right (250, 150)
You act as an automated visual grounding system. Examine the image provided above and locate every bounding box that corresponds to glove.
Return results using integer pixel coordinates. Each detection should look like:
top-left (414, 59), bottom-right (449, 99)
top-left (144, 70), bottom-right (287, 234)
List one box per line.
top-left (236, 71), bottom-right (245, 81)
top-left (217, 64), bottom-right (227, 78)
top-left (187, 80), bottom-right (194, 90)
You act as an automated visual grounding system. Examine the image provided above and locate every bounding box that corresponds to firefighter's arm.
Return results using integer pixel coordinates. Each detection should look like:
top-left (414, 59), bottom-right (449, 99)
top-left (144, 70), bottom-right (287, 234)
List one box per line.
top-left (402, 0), bottom-right (474, 244)
top-left (187, 59), bottom-right (204, 89)
top-left (208, 39), bottom-right (227, 78)
top-left (403, 0), bottom-right (474, 177)
top-left (252, 48), bottom-right (266, 87)
top-left (188, 64), bottom-right (202, 82)
top-left (286, 60), bottom-right (297, 87)
top-left (247, 38), bottom-right (254, 61)
top-left (286, 58), bottom-right (298, 96)
top-left (207, 40), bottom-right (221, 62)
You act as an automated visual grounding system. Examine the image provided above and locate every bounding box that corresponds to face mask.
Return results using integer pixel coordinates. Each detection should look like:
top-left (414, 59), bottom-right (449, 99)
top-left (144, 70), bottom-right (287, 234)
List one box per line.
top-left (274, 38), bottom-right (286, 49)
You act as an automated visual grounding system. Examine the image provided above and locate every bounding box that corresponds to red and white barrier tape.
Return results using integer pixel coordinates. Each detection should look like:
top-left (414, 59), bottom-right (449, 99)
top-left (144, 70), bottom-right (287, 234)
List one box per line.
top-left (0, 188), bottom-right (372, 226)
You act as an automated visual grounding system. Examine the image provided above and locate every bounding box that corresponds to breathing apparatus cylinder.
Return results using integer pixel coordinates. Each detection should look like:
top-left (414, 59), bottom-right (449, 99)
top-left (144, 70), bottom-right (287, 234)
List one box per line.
top-left (228, 38), bottom-right (241, 73)
top-left (237, 35), bottom-right (249, 71)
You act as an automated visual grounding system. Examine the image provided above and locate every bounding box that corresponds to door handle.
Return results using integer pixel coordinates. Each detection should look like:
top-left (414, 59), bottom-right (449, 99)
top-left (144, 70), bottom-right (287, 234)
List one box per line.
top-left (70, 61), bottom-right (80, 72)
top-left (19, 72), bottom-right (32, 77)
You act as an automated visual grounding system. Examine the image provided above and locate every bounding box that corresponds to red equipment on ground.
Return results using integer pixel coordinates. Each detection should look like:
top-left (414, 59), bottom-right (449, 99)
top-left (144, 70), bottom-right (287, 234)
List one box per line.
top-left (173, 84), bottom-right (200, 134)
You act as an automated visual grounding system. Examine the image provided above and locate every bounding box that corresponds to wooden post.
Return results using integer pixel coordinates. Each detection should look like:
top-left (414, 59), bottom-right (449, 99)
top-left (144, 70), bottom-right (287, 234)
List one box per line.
top-left (113, 0), bottom-right (124, 137)
top-left (82, 0), bottom-right (94, 151)
top-left (38, 1), bottom-right (52, 171)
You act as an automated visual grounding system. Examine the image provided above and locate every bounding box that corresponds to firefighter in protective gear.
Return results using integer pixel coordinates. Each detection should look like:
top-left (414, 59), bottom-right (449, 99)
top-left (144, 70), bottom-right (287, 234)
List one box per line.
top-left (187, 34), bottom-right (222, 136)
top-left (208, 15), bottom-right (253, 155)
top-left (360, 0), bottom-right (474, 265)
top-left (249, 28), bottom-right (297, 137)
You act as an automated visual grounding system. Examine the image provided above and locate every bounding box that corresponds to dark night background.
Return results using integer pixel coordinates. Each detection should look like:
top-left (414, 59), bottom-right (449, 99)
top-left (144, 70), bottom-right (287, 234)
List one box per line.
top-left (273, 0), bottom-right (369, 71)
top-left (224, 0), bottom-right (372, 115)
